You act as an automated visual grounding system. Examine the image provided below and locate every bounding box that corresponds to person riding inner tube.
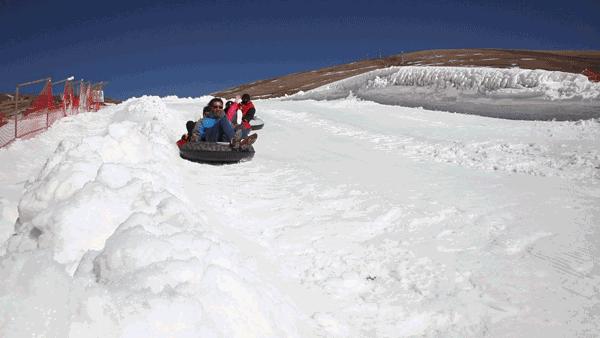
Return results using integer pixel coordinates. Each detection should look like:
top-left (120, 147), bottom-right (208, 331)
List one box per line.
top-left (177, 97), bottom-right (258, 163)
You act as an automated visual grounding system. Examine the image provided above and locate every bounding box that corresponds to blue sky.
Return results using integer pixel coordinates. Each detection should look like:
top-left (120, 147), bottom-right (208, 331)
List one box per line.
top-left (1, 0), bottom-right (598, 99)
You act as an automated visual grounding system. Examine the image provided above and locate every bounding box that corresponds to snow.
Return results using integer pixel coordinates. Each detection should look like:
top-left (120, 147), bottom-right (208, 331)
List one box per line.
top-left (1, 67), bottom-right (600, 337)
top-left (290, 66), bottom-right (600, 120)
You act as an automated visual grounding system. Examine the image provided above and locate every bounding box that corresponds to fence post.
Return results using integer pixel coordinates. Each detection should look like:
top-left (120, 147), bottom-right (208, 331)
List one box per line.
top-left (47, 80), bottom-right (50, 128)
top-left (14, 86), bottom-right (18, 138)
top-left (52, 76), bottom-right (74, 117)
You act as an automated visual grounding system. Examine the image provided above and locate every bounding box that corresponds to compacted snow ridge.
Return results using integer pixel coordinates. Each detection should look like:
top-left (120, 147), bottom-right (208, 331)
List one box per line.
top-left (293, 66), bottom-right (600, 100)
top-left (291, 66), bottom-right (600, 120)
top-left (1, 67), bottom-right (599, 337)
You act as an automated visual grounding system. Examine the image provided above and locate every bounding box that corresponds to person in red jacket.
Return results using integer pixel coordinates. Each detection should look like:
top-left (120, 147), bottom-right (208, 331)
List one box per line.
top-left (176, 120), bottom-right (196, 149)
top-left (225, 99), bottom-right (240, 124)
top-left (238, 93), bottom-right (256, 138)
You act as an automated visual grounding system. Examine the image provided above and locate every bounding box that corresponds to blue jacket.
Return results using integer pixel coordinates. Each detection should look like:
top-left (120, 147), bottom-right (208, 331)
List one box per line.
top-left (197, 117), bottom-right (217, 141)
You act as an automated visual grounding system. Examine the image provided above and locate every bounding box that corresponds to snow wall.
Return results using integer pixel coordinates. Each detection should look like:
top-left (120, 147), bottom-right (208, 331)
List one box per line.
top-left (289, 66), bottom-right (600, 121)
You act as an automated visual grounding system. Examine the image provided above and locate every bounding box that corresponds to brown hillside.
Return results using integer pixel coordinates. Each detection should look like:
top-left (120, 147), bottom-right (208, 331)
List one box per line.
top-left (212, 49), bottom-right (600, 100)
top-left (0, 94), bottom-right (35, 116)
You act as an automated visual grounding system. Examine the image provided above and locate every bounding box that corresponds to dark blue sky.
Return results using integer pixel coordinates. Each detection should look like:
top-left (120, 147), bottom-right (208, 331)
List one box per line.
top-left (1, 0), bottom-right (598, 99)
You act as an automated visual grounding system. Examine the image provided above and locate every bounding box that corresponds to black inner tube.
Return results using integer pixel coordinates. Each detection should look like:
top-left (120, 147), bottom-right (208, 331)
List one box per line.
top-left (180, 142), bottom-right (255, 163)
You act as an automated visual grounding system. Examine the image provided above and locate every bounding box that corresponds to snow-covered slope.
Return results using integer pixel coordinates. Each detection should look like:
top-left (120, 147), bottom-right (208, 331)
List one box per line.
top-left (0, 87), bottom-right (599, 337)
top-left (290, 66), bottom-right (600, 120)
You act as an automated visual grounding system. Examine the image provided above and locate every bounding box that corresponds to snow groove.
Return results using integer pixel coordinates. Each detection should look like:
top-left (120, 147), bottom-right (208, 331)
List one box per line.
top-left (272, 108), bottom-right (600, 181)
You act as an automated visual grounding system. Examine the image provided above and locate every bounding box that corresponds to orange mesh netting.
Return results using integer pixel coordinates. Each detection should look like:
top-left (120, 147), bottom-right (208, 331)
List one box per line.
top-left (0, 113), bottom-right (14, 147)
top-left (24, 80), bottom-right (56, 116)
top-left (63, 80), bottom-right (74, 113)
top-left (64, 81), bottom-right (80, 116)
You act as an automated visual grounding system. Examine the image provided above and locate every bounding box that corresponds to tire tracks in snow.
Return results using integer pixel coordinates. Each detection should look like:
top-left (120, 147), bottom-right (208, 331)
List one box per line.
top-left (186, 152), bottom-right (509, 335)
top-left (179, 99), bottom-right (600, 336)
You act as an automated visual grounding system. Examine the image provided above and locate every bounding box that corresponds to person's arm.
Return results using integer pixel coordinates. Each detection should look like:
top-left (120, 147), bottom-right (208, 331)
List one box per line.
top-left (192, 119), bottom-right (202, 141)
top-left (242, 107), bottom-right (256, 122)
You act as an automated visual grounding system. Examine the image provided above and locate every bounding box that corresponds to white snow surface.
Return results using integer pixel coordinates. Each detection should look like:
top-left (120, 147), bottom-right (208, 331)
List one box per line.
top-left (290, 66), bottom-right (600, 120)
top-left (1, 72), bottom-right (600, 337)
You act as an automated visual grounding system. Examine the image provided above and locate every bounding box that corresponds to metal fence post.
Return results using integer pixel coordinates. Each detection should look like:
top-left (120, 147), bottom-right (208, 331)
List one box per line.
top-left (46, 80), bottom-right (50, 128)
top-left (15, 85), bottom-right (19, 138)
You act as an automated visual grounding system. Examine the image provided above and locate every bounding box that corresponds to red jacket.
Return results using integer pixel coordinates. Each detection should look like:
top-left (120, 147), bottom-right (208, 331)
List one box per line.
top-left (226, 102), bottom-right (240, 123)
top-left (240, 101), bottom-right (256, 130)
top-left (176, 134), bottom-right (190, 149)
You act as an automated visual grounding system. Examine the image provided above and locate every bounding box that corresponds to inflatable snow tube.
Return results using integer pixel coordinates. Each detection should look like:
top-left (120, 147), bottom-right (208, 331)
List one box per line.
top-left (180, 141), bottom-right (255, 164)
top-left (250, 117), bottom-right (264, 130)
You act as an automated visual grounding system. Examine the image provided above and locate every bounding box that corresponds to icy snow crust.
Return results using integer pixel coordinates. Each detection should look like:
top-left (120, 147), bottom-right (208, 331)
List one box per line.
top-left (1, 92), bottom-right (599, 337)
top-left (290, 66), bottom-right (600, 120)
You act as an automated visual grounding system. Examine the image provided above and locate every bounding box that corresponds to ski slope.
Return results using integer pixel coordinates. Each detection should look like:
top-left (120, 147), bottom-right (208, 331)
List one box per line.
top-left (1, 67), bottom-right (600, 337)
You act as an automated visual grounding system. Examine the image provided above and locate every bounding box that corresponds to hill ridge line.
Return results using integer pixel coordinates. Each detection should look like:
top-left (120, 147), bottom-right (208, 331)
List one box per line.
top-left (211, 48), bottom-right (600, 100)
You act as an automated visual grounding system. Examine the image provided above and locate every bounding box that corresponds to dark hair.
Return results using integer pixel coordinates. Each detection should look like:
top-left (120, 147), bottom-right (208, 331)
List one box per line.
top-left (185, 120), bottom-right (195, 134)
top-left (241, 94), bottom-right (250, 102)
top-left (208, 97), bottom-right (223, 107)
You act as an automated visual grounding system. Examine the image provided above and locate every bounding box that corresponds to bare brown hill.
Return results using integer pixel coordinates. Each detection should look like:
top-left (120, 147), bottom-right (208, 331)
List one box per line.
top-left (212, 49), bottom-right (600, 100)
top-left (0, 93), bottom-right (35, 116)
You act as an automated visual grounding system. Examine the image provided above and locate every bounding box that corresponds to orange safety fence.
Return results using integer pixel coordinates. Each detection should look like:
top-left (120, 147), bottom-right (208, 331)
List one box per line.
top-left (0, 113), bottom-right (13, 148)
top-left (23, 80), bottom-right (56, 117)
top-left (63, 80), bottom-right (76, 116)
top-left (0, 79), bottom-right (105, 148)
top-left (18, 80), bottom-right (57, 140)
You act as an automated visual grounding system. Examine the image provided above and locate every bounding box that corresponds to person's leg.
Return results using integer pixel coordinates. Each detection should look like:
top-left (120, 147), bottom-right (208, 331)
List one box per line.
top-left (203, 126), bottom-right (219, 142)
top-left (217, 117), bottom-right (236, 142)
top-left (240, 133), bottom-right (257, 149)
top-left (241, 127), bottom-right (250, 138)
top-left (203, 120), bottom-right (221, 142)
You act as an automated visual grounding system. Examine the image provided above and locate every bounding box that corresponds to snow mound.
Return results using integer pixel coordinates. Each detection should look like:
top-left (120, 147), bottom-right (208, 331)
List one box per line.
top-left (290, 66), bottom-right (600, 120)
top-left (294, 66), bottom-right (600, 100)
top-left (1, 96), bottom-right (301, 338)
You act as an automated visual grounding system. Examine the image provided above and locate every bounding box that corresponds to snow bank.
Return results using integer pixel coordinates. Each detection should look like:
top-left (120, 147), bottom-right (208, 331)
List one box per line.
top-left (0, 96), bottom-right (300, 338)
top-left (290, 66), bottom-right (600, 120)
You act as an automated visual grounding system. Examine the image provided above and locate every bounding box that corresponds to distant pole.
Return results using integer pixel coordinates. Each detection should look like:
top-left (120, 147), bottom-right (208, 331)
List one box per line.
top-left (52, 76), bottom-right (75, 86)
top-left (15, 86), bottom-right (18, 117)
top-left (14, 86), bottom-right (18, 138)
